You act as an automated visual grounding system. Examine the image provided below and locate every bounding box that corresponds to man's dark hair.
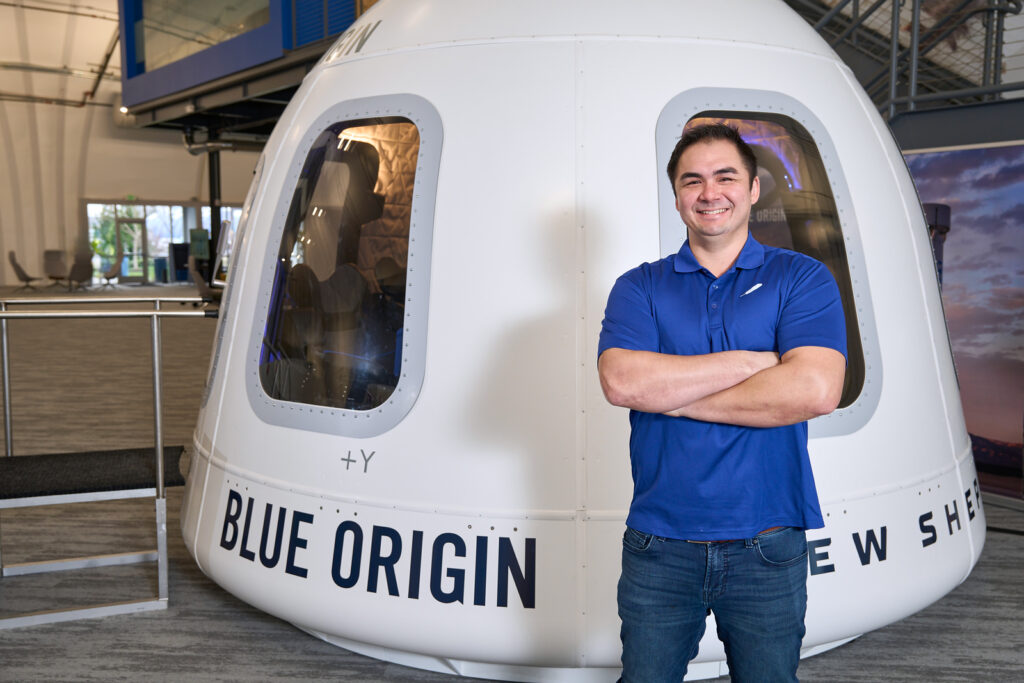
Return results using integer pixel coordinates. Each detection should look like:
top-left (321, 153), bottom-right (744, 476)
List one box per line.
top-left (666, 123), bottom-right (758, 189)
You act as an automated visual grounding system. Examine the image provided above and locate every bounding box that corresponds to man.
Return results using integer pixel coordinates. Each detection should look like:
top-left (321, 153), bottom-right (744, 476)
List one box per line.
top-left (598, 123), bottom-right (847, 683)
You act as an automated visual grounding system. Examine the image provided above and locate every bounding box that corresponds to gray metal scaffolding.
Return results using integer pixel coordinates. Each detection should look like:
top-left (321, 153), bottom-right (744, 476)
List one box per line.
top-left (786, 0), bottom-right (1024, 119)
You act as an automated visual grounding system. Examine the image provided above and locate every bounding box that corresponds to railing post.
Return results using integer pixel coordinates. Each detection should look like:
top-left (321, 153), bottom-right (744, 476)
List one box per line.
top-left (2, 301), bottom-right (12, 458)
top-left (853, 0), bottom-right (861, 46)
top-left (0, 294), bottom-right (208, 602)
top-left (888, 0), bottom-right (903, 120)
top-left (984, 9), bottom-right (994, 93)
top-left (909, 0), bottom-right (921, 111)
top-left (994, 8), bottom-right (1007, 91)
top-left (151, 300), bottom-right (164, 498)
top-left (150, 299), bottom-right (169, 599)
top-left (156, 494), bottom-right (168, 600)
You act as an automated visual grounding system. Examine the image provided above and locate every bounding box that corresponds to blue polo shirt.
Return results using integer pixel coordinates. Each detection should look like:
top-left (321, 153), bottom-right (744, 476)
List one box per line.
top-left (598, 234), bottom-right (846, 540)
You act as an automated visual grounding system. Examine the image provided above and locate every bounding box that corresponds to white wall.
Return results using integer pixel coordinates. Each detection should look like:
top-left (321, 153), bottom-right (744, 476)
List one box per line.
top-left (0, 2), bottom-right (260, 284)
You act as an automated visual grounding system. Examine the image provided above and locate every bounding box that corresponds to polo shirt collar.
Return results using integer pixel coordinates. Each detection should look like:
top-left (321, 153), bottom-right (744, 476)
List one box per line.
top-left (673, 232), bottom-right (766, 274)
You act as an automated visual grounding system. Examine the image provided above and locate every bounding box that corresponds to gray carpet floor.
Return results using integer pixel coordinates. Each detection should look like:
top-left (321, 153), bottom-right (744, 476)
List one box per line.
top-left (0, 284), bottom-right (1021, 682)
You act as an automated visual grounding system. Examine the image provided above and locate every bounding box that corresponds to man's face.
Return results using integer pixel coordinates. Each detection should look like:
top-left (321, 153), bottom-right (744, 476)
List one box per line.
top-left (673, 139), bottom-right (760, 244)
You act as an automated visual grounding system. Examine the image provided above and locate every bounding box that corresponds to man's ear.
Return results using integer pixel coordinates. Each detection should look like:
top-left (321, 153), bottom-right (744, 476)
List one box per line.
top-left (750, 175), bottom-right (761, 205)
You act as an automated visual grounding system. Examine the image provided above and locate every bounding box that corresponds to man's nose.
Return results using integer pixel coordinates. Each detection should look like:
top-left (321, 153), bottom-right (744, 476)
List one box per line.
top-left (699, 181), bottom-right (721, 201)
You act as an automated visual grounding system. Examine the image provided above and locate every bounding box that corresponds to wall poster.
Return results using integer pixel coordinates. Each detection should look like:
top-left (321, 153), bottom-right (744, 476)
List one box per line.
top-left (905, 143), bottom-right (1024, 500)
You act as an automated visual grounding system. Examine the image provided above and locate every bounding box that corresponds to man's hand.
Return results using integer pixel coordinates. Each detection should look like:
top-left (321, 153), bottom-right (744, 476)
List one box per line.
top-left (598, 347), bottom-right (780, 414)
top-left (664, 346), bottom-right (846, 427)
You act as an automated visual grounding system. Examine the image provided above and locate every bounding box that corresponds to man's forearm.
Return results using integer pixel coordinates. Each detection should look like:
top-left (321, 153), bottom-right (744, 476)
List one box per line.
top-left (598, 347), bottom-right (779, 414)
top-left (664, 346), bottom-right (846, 427)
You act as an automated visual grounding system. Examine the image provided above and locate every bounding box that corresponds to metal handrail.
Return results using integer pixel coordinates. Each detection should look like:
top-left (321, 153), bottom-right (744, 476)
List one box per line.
top-left (804, 0), bottom-right (1024, 117)
top-left (888, 78), bottom-right (1024, 102)
top-left (859, 0), bottom-right (982, 94)
top-left (885, 1), bottom-right (1023, 114)
top-left (0, 296), bottom-right (216, 498)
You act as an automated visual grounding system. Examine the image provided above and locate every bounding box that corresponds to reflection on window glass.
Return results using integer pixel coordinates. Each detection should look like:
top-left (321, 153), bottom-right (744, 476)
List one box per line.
top-left (140, 0), bottom-right (270, 72)
top-left (207, 206), bottom-right (242, 285)
top-left (686, 114), bottom-right (864, 408)
top-left (260, 117), bottom-right (419, 412)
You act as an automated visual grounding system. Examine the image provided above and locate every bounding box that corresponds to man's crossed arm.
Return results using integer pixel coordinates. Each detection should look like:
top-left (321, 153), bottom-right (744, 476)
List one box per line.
top-left (598, 346), bottom-right (845, 428)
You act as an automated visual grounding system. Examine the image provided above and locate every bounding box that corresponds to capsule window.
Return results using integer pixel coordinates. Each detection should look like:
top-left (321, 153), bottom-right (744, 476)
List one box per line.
top-left (682, 113), bottom-right (865, 409)
top-left (260, 118), bottom-right (419, 411)
top-left (658, 89), bottom-right (880, 435)
top-left (248, 96), bottom-right (440, 437)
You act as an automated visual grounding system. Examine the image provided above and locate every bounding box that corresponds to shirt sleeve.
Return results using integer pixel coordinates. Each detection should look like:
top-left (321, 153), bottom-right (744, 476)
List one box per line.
top-left (776, 257), bottom-right (848, 359)
top-left (598, 267), bottom-right (660, 359)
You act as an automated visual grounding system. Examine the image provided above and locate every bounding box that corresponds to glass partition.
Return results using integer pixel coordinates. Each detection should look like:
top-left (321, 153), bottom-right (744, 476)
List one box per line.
top-left (140, 0), bottom-right (270, 72)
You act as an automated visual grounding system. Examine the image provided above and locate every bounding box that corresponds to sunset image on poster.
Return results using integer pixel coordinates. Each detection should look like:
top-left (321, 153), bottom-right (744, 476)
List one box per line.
top-left (906, 144), bottom-right (1024, 498)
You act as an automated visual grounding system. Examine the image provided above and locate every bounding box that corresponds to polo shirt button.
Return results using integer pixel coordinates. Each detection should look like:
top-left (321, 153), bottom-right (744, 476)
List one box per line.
top-left (711, 303), bottom-right (718, 309)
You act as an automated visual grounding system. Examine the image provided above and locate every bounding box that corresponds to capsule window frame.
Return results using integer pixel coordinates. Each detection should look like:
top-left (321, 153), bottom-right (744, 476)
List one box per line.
top-left (245, 94), bottom-right (442, 438)
top-left (656, 88), bottom-right (880, 438)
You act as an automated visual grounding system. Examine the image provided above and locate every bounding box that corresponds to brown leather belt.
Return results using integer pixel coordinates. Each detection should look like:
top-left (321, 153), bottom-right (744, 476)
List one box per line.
top-left (685, 526), bottom-right (782, 544)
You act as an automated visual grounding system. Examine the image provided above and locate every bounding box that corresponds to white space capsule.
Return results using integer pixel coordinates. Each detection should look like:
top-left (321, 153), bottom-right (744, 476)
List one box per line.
top-left (181, 1), bottom-right (984, 680)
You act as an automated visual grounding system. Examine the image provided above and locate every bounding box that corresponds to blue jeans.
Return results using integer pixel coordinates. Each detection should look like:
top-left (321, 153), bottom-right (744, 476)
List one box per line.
top-left (617, 526), bottom-right (808, 683)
